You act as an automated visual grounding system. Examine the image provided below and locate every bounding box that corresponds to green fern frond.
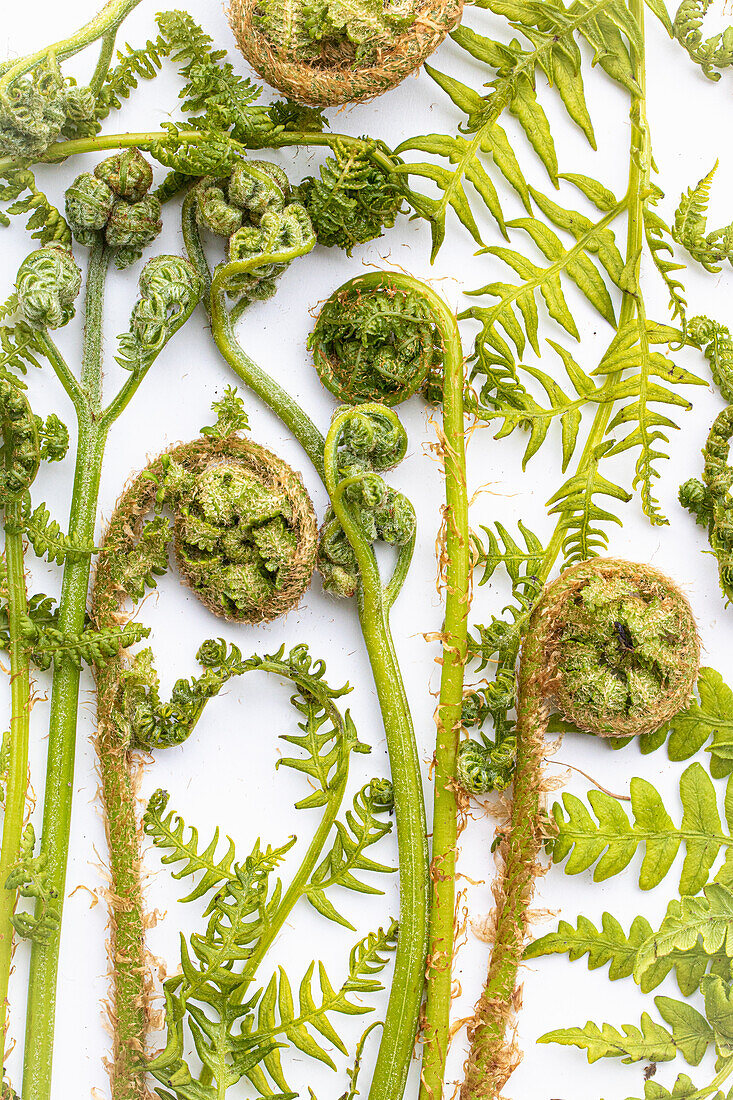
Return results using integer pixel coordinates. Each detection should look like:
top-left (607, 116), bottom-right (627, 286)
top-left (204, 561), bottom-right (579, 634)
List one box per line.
top-left (673, 0), bottom-right (733, 79)
top-left (633, 884), bottom-right (733, 986)
top-left (475, 520), bottom-right (544, 588)
top-left (551, 761), bottom-right (732, 895)
top-left (21, 619), bottom-right (149, 671)
top-left (306, 783), bottom-right (394, 928)
top-left (0, 168), bottom-right (70, 245)
top-left (686, 315), bottom-right (733, 402)
top-left (94, 36), bottom-right (169, 121)
top-left (673, 163), bottom-right (733, 273)
top-left (539, 1003), bottom-right (712, 1066)
top-left (20, 498), bottom-right (97, 564)
top-left (645, 188), bottom-right (688, 321)
top-left (6, 824), bottom-right (60, 943)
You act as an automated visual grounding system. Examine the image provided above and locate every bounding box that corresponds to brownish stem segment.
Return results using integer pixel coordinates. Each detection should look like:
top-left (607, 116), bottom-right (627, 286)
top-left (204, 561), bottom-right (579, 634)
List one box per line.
top-left (459, 618), bottom-right (551, 1100)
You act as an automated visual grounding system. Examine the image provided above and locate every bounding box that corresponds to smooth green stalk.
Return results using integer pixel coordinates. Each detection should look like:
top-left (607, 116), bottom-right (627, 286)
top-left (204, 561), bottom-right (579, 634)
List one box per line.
top-left (0, 498), bottom-right (32, 1057)
top-left (0, 0), bottom-right (143, 84)
top-left (324, 406), bottom-right (428, 1100)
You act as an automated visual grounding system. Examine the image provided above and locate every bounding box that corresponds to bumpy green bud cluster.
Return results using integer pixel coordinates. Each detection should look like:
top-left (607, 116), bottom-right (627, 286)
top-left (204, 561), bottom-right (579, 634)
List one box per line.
top-left (160, 441), bottom-right (317, 623)
top-left (311, 282), bottom-right (440, 406)
top-left (0, 76), bottom-right (95, 158)
top-left (16, 245), bottom-right (82, 330)
top-left (65, 148), bottom-right (162, 268)
top-left (116, 255), bottom-right (204, 372)
top-left (194, 160), bottom-right (315, 305)
top-left (0, 378), bottom-right (40, 499)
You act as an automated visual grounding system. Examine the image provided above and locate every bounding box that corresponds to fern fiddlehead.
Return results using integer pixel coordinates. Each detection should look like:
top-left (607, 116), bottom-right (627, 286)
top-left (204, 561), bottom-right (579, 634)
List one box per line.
top-left (90, 399), bottom-right (318, 1097)
top-left (460, 558), bottom-right (700, 1100)
top-left (228, 0), bottom-right (462, 106)
top-left (681, 406), bottom-right (733, 605)
top-left (306, 269), bottom-right (470, 1100)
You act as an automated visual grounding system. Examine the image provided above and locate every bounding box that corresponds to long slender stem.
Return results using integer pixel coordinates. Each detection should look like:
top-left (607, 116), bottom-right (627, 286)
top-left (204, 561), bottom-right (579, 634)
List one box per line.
top-left (418, 298), bottom-right (469, 1100)
top-left (0, 0), bottom-right (143, 84)
top-left (325, 408), bottom-right (429, 1100)
top-left (22, 240), bottom-right (111, 1100)
top-left (0, 498), bottom-right (32, 1058)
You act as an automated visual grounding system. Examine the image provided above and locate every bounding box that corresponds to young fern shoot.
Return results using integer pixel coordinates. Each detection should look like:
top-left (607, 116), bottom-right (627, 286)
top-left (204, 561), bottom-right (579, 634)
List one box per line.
top-left (461, 558), bottom-right (700, 1100)
top-left (310, 270), bottom-right (471, 1099)
top-left (11, 150), bottom-right (202, 1100)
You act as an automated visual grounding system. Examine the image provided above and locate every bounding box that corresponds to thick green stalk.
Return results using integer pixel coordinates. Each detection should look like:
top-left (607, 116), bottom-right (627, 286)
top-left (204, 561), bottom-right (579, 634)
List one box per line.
top-left (0, 498), bottom-right (32, 1056)
top-left (417, 297), bottom-right (469, 1100)
top-left (325, 407), bottom-right (428, 1100)
top-left (22, 241), bottom-right (111, 1100)
top-left (0, 0), bottom-right (143, 84)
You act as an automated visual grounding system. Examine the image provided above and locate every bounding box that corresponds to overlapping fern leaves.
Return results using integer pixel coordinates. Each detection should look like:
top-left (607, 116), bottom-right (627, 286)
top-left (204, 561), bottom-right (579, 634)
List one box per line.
top-left (142, 646), bottom-right (396, 1099)
top-left (526, 668), bottom-right (733, 1099)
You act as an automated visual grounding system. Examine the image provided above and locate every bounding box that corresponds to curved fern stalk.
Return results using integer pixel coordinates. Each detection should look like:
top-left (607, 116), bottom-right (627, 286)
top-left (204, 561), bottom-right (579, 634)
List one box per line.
top-left (461, 558), bottom-right (699, 1100)
top-left (323, 404), bottom-right (428, 1100)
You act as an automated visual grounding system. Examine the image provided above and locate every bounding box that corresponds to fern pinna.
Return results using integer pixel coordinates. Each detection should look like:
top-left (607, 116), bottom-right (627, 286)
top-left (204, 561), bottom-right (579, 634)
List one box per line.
top-left (528, 665), bottom-right (733, 1100)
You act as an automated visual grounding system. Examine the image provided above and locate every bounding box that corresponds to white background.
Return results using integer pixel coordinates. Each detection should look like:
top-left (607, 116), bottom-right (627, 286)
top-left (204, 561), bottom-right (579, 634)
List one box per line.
top-left (3, 1), bottom-right (733, 1097)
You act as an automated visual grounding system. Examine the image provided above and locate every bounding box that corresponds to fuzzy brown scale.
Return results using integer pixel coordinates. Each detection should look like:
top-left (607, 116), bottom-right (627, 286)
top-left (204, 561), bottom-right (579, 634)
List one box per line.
top-left (461, 558), bottom-right (700, 1100)
top-left (228, 0), bottom-right (463, 106)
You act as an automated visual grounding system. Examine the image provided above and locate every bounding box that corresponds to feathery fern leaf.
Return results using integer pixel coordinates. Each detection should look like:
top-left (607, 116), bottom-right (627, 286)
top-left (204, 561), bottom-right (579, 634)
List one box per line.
top-left (551, 761), bottom-right (733, 895)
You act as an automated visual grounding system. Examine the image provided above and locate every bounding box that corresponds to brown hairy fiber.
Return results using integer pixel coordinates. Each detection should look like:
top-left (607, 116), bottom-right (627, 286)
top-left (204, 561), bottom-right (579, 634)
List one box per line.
top-left (228, 0), bottom-right (463, 105)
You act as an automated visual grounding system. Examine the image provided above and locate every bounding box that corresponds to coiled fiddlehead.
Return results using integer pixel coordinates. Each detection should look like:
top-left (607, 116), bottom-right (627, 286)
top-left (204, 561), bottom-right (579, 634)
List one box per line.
top-left (65, 148), bottom-right (162, 268)
top-left (461, 558), bottom-right (700, 1100)
top-left (15, 245), bottom-right (82, 330)
top-left (686, 314), bottom-right (733, 402)
top-left (228, 0), bottom-right (462, 106)
top-left (310, 275), bottom-right (442, 406)
top-left (680, 406), bottom-right (733, 603)
top-left (673, 0), bottom-right (733, 78)
top-left (91, 406), bottom-right (318, 1098)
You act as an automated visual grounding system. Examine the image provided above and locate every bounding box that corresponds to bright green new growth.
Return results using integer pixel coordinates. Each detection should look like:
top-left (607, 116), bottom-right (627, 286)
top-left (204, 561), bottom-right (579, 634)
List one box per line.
top-left (531, 667), bottom-right (733, 1100)
top-left (673, 162), bottom-right (733, 272)
top-left (310, 278), bottom-right (441, 406)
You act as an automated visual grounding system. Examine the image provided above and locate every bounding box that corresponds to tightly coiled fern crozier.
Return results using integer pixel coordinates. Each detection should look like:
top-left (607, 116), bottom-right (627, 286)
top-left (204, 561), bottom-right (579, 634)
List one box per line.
top-left (461, 558), bottom-right (700, 1100)
top-left (310, 275), bottom-right (442, 405)
top-left (228, 0), bottom-right (462, 106)
top-left (91, 397), bottom-right (317, 1096)
top-left (680, 405), bottom-right (733, 604)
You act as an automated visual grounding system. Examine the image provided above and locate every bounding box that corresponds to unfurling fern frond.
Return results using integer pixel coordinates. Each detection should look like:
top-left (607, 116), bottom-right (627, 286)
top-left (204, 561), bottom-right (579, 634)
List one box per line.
top-left (686, 315), bottom-right (733, 402)
top-left (297, 140), bottom-right (405, 254)
top-left (6, 824), bottom-right (60, 943)
top-left (551, 761), bottom-right (732, 896)
top-left (673, 0), bottom-right (733, 78)
top-left (673, 163), bottom-right (733, 272)
top-left (305, 782), bottom-right (394, 928)
top-left (680, 405), bottom-right (733, 606)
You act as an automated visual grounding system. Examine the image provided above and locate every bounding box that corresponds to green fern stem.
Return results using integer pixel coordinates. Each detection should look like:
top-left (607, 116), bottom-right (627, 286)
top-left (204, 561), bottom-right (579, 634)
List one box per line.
top-left (0, 497), bottom-right (32, 1054)
top-left (324, 405), bottom-right (428, 1100)
top-left (0, 0), bottom-right (143, 85)
top-left (320, 271), bottom-right (473, 1100)
top-left (22, 239), bottom-right (111, 1100)
top-left (461, 3), bottom-right (653, 1095)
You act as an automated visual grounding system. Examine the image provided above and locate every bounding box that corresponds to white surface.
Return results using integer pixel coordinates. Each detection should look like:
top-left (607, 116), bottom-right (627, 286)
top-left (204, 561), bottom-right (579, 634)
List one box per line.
top-left (3, 2), bottom-right (733, 1098)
